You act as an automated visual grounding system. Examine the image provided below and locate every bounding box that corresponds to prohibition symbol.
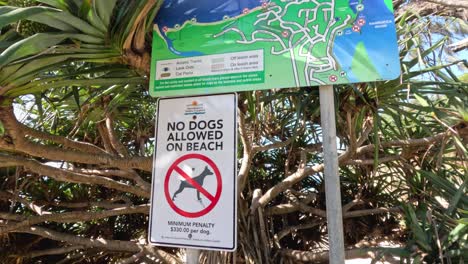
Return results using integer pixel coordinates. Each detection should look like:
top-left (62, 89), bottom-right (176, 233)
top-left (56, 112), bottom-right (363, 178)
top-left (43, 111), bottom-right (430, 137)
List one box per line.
top-left (164, 153), bottom-right (222, 218)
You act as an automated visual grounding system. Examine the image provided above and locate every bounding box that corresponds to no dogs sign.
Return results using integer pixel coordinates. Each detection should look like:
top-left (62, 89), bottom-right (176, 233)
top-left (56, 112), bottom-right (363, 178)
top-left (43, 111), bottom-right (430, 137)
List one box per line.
top-left (149, 93), bottom-right (237, 251)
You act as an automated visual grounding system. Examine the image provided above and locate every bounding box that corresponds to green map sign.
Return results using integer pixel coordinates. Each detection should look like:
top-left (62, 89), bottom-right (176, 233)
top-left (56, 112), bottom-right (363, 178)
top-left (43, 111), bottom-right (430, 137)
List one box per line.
top-left (150, 0), bottom-right (400, 97)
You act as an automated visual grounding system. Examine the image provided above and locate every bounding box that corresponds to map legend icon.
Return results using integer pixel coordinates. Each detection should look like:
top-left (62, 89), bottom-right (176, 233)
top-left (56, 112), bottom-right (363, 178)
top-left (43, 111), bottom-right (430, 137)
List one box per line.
top-left (150, 0), bottom-right (401, 97)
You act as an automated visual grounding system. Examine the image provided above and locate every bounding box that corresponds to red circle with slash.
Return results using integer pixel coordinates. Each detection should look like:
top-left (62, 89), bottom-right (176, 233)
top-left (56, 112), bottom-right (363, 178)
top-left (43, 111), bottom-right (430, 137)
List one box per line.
top-left (164, 154), bottom-right (222, 218)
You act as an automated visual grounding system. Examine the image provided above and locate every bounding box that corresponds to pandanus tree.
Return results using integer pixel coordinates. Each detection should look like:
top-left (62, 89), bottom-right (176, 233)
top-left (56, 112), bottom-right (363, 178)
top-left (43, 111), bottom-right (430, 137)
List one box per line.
top-left (0, 0), bottom-right (467, 263)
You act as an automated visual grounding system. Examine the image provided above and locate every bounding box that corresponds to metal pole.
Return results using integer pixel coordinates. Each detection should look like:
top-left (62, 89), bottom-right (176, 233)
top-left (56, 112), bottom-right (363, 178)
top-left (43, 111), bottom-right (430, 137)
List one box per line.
top-left (185, 249), bottom-right (200, 264)
top-left (319, 85), bottom-right (345, 264)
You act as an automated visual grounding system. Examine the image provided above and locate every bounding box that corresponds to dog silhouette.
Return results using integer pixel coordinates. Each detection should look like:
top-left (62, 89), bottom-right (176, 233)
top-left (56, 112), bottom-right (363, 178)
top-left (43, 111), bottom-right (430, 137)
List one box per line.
top-left (172, 166), bottom-right (213, 201)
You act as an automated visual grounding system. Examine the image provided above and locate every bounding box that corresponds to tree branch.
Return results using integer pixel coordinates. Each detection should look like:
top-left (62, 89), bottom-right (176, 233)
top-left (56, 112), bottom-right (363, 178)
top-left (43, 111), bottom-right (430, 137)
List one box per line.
top-left (0, 191), bottom-right (50, 215)
top-left (123, 0), bottom-right (160, 73)
top-left (97, 121), bottom-right (117, 154)
top-left (255, 146), bottom-right (356, 210)
top-left (342, 199), bottom-right (365, 213)
top-left (0, 191), bottom-right (131, 210)
top-left (256, 164), bottom-right (321, 209)
top-left (0, 212), bottom-right (24, 221)
top-left (73, 168), bottom-right (137, 181)
top-left (355, 131), bottom-right (449, 155)
top-left (116, 250), bottom-right (146, 264)
top-left (281, 247), bottom-right (403, 262)
top-left (0, 204), bottom-right (149, 234)
top-left (23, 246), bottom-right (84, 258)
top-left (51, 199), bottom-right (132, 210)
top-left (449, 38), bottom-right (468, 52)
top-left (274, 207), bottom-right (401, 241)
top-left (15, 226), bottom-right (141, 252)
top-left (395, 1), bottom-right (467, 21)
top-left (19, 123), bottom-right (108, 156)
top-left (344, 155), bottom-right (402, 165)
top-left (105, 115), bottom-right (129, 157)
top-left (0, 138), bottom-right (152, 171)
top-left (344, 207), bottom-right (401, 218)
top-left (276, 221), bottom-right (322, 241)
top-left (237, 110), bottom-right (254, 192)
top-left (0, 105), bottom-right (152, 171)
top-left (72, 168), bottom-right (150, 191)
top-left (12, 226), bottom-right (182, 263)
top-left (252, 137), bottom-right (294, 153)
top-left (0, 154), bottom-right (149, 198)
top-left (101, 116), bottom-right (150, 191)
top-left (248, 116), bottom-right (390, 210)
top-left (266, 201), bottom-right (326, 217)
top-left (424, 0), bottom-right (468, 9)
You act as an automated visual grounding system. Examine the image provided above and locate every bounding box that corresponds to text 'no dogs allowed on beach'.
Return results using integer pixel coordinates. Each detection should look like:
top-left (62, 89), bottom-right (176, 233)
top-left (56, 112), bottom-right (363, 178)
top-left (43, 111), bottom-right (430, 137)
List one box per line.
top-left (149, 93), bottom-right (238, 251)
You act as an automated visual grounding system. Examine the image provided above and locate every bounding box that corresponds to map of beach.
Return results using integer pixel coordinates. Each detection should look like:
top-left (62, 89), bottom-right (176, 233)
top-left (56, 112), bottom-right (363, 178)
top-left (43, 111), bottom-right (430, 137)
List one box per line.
top-left (150, 0), bottom-right (401, 97)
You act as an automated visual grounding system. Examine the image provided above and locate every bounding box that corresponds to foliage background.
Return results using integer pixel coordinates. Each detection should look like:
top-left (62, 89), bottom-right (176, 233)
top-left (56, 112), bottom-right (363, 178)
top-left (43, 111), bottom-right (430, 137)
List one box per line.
top-left (0, 0), bottom-right (466, 263)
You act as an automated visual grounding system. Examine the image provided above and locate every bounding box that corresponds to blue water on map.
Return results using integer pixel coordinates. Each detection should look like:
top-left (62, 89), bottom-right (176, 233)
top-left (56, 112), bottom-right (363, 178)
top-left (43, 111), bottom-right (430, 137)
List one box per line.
top-left (332, 0), bottom-right (400, 82)
top-left (156, 0), bottom-right (261, 28)
top-left (349, 0), bottom-right (359, 13)
top-left (156, 0), bottom-right (262, 56)
top-left (163, 37), bottom-right (203, 57)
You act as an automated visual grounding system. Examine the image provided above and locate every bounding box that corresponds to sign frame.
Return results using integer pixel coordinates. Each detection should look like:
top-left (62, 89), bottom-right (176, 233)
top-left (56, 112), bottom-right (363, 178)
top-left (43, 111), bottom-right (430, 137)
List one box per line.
top-left (148, 93), bottom-right (238, 252)
top-left (149, 0), bottom-right (401, 97)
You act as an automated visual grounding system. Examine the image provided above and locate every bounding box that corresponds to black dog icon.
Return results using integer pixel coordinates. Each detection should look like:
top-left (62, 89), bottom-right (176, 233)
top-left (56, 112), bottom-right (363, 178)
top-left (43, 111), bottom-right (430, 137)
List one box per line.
top-left (172, 166), bottom-right (213, 201)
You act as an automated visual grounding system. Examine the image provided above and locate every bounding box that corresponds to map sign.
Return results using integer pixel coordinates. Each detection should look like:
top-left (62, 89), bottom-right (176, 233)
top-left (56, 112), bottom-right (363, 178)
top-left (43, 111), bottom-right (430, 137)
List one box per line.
top-left (149, 94), bottom-right (237, 251)
top-left (149, 0), bottom-right (400, 97)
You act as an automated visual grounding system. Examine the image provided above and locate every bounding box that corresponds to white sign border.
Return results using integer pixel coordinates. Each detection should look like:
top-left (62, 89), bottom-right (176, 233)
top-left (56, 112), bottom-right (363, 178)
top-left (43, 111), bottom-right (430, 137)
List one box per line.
top-left (148, 93), bottom-right (238, 252)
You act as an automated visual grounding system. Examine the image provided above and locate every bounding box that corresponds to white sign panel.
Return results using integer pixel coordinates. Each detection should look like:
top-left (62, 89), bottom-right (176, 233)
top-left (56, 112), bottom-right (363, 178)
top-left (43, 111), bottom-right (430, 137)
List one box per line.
top-left (149, 93), bottom-right (237, 251)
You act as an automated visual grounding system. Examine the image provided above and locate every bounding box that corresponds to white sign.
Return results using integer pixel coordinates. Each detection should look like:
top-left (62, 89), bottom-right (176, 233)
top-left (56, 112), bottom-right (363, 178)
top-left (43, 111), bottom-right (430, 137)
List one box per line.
top-left (149, 93), bottom-right (238, 251)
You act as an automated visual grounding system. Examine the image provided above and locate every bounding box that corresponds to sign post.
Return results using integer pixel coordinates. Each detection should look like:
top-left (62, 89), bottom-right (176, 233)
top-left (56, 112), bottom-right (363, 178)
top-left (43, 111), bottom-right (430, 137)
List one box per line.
top-left (319, 85), bottom-right (345, 263)
top-left (149, 94), bottom-right (238, 252)
top-left (186, 249), bottom-right (200, 264)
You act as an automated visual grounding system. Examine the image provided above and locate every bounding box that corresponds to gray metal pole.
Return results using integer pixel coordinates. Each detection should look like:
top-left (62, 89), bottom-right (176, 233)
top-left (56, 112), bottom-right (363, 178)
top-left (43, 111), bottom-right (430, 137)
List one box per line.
top-left (185, 249), bottom-right (200, 264)
top-left (319, 85), bottom-right (345, 264)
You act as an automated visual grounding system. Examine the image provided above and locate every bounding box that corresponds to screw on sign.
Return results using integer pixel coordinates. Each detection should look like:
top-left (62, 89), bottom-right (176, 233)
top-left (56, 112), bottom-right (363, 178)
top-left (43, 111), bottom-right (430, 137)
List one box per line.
top-left (164, 154), bottom-right (222, 218)
top-left (243, 8), bottom-right (249, 14)
top-left (329, 75), bottom-right (338, 82)
top-left (282, 31), bottom-right (289, 38)
top-left (162, 26), bottom-right (168, 32)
